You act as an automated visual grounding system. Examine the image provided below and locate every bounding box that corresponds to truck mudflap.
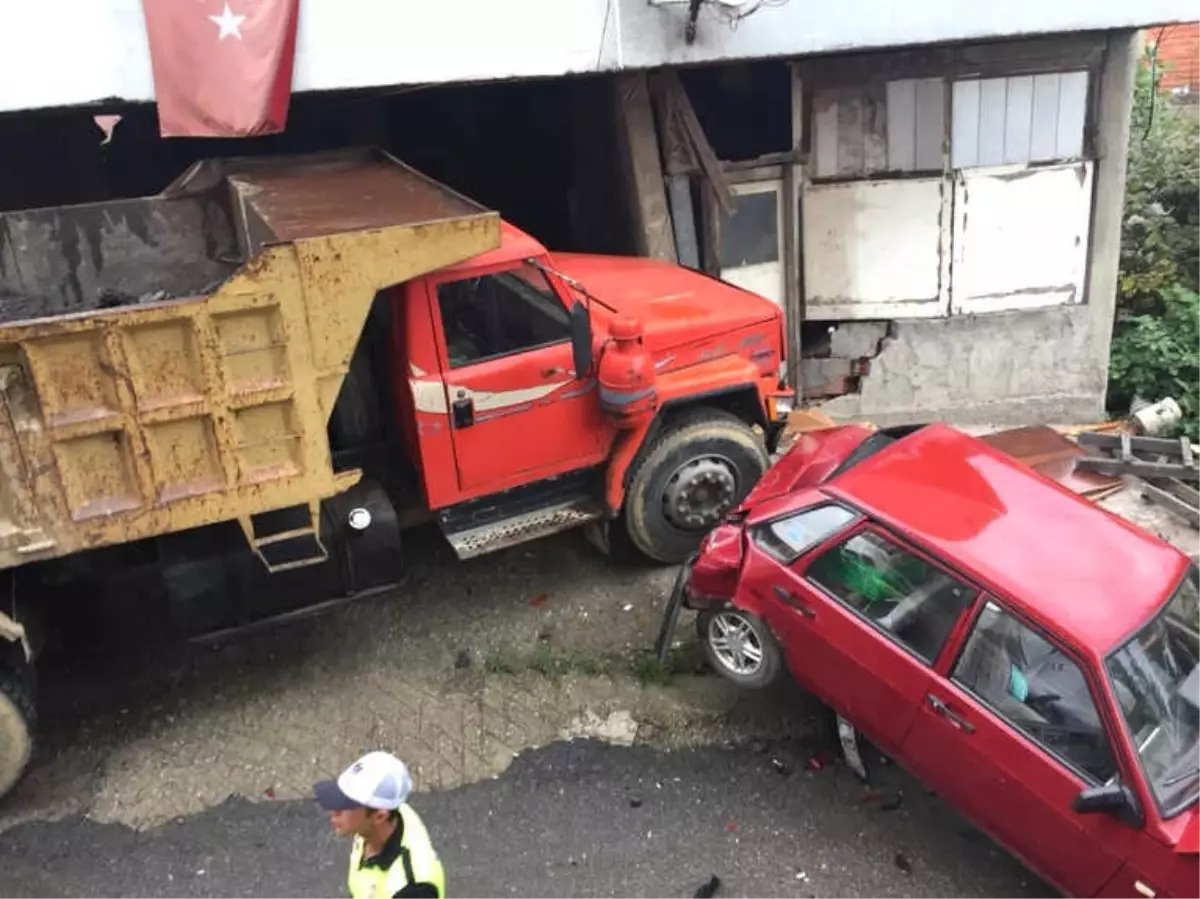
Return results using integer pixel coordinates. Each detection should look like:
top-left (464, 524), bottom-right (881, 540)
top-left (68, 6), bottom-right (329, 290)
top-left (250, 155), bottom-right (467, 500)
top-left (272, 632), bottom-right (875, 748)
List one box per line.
top-left (0, 149), bottom-right (500, 573)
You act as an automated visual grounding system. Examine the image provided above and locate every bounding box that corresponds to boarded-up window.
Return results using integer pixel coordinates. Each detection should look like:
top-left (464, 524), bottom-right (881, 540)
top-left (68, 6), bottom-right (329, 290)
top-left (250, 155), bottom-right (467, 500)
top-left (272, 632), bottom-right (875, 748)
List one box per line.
top-left (950, 72), bottom-right (1089, 168)
top-left (813, 79), bottom-right (945, 179)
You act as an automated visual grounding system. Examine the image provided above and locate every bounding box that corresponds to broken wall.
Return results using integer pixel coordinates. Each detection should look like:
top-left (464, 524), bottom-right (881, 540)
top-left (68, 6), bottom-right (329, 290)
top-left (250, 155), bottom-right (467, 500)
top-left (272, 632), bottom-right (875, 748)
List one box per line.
top-left (818, 307), bottom-right (1106, 425)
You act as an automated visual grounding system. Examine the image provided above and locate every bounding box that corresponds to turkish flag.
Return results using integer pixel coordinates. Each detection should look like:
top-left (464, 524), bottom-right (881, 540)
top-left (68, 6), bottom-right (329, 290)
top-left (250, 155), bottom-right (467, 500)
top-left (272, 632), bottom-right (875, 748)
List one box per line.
top-left (141, 0), bottom-right (301, 138)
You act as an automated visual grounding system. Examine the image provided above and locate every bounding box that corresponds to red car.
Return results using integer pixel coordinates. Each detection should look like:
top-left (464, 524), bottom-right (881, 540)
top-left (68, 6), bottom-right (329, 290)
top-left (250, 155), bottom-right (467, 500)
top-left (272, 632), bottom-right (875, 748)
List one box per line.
top-left (679, 423), bottom-right (1199, 898)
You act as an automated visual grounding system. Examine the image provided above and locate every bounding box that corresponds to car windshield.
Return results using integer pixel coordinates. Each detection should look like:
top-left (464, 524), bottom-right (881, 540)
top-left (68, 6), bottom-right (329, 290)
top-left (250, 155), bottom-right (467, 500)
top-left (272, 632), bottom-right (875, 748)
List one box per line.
top-left (1106, 564), bottom-right (1200, 818)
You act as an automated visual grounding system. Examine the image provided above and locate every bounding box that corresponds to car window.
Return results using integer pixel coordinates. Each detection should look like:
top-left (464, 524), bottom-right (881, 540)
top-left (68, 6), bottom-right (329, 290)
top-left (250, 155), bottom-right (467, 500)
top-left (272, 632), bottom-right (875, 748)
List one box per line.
top-left (1106, 566), bottom-right (1199, 817)
top-left (954, 601), bottom-right (1118, 784)
top-left (437, 263), bottom-right (571, 368)
top-left (751, 504), bottom-right (857, 565)
top-left (806, 528), bottom-right (976, 663)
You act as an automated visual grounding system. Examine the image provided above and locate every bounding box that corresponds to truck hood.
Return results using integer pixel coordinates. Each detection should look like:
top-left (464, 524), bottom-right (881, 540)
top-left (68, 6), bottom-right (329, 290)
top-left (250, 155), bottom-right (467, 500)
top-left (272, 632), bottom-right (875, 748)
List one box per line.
top-left (552, 252), bottom-right (779, 349)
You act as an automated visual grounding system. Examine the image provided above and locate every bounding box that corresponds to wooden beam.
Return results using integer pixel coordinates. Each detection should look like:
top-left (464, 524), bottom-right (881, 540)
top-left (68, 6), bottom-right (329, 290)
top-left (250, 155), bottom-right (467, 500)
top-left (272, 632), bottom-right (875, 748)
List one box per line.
top-left (1076, 456), bottom-right (1200, 482)
top-left (614, 73), bottom-right (677, 262)
top-left (649, 70), bottom-right (733, 215)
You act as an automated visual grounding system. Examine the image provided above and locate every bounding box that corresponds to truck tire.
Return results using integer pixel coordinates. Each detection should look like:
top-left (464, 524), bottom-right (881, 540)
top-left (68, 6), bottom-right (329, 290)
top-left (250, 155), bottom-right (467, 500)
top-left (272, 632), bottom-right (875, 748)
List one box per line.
top-left (623, 409), bottom-right (769, 563)
top-left (0, 666), bottom-right (34, 800)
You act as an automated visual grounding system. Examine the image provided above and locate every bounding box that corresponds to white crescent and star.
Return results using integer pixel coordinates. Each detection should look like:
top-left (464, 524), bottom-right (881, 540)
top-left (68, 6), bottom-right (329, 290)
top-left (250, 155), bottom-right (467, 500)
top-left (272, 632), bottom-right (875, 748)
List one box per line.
top-left (209, 2), bottom-right (246, 40)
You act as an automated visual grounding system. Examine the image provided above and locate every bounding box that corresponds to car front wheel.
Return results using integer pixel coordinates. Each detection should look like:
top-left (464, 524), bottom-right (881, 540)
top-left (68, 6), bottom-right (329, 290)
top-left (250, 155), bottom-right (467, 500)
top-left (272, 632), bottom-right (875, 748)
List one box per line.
top-left (698, 608), bottom-right (781, 689)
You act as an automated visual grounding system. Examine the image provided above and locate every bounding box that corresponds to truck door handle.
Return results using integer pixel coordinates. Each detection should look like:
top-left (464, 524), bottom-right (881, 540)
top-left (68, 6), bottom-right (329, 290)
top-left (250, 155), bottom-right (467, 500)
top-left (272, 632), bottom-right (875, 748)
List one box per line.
top-left (451, 394), bottom-right (474, 429)
top-left (773, 584), bottom-right (816, 618)
top-left (927, 694), bottom-right (975, 733)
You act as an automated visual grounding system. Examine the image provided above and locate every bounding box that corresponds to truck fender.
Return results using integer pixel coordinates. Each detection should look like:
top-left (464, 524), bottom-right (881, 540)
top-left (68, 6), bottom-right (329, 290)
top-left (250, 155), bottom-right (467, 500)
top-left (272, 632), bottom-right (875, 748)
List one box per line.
top-left (0, 611), bottom-right (30, 664)
top-left (603, 356), bottom-right (766, 513)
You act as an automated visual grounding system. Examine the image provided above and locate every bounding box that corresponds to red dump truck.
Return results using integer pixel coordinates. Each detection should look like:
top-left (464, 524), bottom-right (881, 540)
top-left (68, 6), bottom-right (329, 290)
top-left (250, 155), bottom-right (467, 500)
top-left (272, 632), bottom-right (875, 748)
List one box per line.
top-left (0, 148), bottom-right (791, 799)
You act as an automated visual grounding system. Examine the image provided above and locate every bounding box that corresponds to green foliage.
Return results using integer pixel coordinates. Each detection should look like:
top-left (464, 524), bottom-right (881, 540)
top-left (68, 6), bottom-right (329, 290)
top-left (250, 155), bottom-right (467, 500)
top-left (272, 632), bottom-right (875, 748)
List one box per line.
top-left (1109, 47), bottom-right (1200, 439)
top-left (1109, 286), bottom-right (1199, 442)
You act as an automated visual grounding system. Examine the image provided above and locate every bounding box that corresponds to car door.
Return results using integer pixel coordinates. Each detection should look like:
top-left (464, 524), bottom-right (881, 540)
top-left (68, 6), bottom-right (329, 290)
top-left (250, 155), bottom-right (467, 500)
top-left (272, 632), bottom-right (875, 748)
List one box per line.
top-left (748, 515), bottom-right (978, 755)
top-left (428, 261), bottom-right (605, 494)
top-left (900, 599), bottom-right (1137, 897)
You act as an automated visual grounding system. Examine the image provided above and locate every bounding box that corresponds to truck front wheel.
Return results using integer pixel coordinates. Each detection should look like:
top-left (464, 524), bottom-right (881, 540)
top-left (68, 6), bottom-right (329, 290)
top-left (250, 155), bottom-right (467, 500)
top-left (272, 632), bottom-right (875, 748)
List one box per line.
top-left (623, 410), bottom-right (769, 563)
top-left (0, 664), bottom-right (33, 800)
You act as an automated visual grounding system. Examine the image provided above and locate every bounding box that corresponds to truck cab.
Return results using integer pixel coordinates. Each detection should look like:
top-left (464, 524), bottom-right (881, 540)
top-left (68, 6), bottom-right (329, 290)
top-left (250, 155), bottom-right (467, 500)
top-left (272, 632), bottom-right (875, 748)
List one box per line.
top-left (362, 221), bottom-right (791, 563)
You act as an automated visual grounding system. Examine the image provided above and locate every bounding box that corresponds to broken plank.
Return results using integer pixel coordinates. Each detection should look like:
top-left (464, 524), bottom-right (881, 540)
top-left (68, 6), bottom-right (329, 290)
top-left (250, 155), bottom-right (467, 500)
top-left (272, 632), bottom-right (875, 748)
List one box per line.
top-left (1075, 432), bottom-right (1195, 458)
top-left (1140, 481), bottom-right (1200, 527)
top-left (1076, 456), bottom-right (1200, 482)
top-left (1148, 477), bottom-right (1200, 507)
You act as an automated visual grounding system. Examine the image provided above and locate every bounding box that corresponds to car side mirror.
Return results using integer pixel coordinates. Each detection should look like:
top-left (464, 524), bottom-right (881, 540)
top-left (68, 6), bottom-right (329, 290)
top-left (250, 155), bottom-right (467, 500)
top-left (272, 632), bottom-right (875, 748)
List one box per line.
top-left (570, 300), bottom-right (593, 377)
top-left (1072, 781), bottom-right (1144, 829)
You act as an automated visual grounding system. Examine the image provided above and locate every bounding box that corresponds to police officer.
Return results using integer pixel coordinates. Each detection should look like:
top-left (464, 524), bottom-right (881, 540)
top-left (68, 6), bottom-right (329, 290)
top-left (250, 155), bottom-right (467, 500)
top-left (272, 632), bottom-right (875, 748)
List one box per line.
top-left (314, 751), bottom-right (446, 899)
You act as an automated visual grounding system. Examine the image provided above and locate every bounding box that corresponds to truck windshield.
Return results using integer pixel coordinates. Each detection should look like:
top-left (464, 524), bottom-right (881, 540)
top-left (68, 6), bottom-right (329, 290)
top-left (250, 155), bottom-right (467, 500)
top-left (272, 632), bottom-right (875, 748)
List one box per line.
top-left (1106, 564), bottom-right (1200, 818)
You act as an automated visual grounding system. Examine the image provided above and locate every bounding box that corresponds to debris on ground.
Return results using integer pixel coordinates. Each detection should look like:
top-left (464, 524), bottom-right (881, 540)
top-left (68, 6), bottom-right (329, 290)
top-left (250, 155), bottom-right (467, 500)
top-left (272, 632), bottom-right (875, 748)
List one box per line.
top-left (880, 791), bottom-right (904, 812)
top-left (528, 593), bottom-right (550, 607)
top-left (770, 757), bottom-right (792, 777)
top-left (837, 715), bottom-right (869, 783)
top-left (894, 852), bottom-right (913, 874)
top-left (629, 797), bottom-right (643, 808)
top-left (454, 649), bottom-right (473, 669)
top-left (1074, 431), bottom-right (1200, 526)
top-left (693, 874), bottom-right (722, 898)
top-left (560, 709), bottom-right (638, 746)
top-left (804, 749), bottom-right (832, 772)
top-left (979, 425), bottom-right (1123, 500)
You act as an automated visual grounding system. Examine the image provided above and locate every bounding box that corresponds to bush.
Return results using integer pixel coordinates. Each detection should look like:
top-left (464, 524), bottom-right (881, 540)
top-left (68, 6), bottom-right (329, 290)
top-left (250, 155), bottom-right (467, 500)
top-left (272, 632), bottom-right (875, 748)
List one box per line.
top-left (1109, 47), bottom-right (1200, 439)
top-left (1108, 286), bottom-right (1199, 442)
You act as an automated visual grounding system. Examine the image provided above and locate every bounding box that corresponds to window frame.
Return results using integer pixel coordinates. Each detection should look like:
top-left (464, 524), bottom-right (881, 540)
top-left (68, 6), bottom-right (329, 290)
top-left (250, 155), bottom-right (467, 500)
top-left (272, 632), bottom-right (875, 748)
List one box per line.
top-left (431, 259), bottom-right (574, 371)
top-left (748, 500), bottom-right (861, 566)
top-left (1102, 564), bottom-right (1200, 821)
top-left (949, 597), bottom-right (1126, 787)
top-left (797, 519), bottom-right (981, 669)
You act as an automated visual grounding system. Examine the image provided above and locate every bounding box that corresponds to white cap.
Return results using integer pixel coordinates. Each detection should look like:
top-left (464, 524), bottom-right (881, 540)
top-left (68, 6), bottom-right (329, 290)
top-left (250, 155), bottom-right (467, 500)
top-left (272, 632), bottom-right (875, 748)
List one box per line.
top-left (314, 751), bottom-right (413, 811)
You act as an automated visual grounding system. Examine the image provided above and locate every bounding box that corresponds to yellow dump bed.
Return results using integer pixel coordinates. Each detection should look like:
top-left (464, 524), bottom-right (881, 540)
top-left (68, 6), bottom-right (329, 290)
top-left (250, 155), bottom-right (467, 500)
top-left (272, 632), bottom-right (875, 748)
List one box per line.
top-left (0, 148), bottom-right (499, 571)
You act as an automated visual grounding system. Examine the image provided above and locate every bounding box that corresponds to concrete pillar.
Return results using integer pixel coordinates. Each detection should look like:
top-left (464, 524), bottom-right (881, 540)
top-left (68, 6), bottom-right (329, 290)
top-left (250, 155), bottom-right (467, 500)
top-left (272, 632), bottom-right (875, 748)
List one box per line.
top-left (1086, 30), bottom-right (1140, 388)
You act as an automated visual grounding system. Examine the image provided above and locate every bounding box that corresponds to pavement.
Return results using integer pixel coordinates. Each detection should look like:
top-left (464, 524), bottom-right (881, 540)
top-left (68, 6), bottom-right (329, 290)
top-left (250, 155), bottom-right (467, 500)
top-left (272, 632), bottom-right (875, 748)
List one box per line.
top-left (0, 737), bottom-right (1042, 898)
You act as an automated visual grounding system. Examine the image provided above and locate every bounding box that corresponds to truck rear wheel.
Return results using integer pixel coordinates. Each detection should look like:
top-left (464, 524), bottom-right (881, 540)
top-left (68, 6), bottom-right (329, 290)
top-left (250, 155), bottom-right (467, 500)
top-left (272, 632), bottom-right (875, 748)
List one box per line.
top-left (0, 666), bottom-right (34, 800)
top-left (623, 410), bottom-right (769, 563)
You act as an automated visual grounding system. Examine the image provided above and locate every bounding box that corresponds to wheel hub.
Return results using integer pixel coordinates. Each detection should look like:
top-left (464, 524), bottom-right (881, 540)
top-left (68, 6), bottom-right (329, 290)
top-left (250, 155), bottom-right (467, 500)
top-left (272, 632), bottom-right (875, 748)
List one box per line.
top-left (662, 456), bottom-right (737, 530)
top-left (707, 612), bottom-right (763, 676)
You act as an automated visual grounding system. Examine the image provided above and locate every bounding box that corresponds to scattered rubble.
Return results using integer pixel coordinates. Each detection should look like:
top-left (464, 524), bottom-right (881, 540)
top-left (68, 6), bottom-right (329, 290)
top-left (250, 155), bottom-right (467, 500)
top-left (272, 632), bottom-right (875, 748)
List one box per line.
top-left (560, 709), bottom-right (639, 746)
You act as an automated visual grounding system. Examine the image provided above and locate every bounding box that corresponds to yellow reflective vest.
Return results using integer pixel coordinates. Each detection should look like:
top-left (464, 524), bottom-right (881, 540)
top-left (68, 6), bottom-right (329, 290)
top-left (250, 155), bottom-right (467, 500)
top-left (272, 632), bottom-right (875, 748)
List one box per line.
top-left (347, 804), bottom-right (445, 899)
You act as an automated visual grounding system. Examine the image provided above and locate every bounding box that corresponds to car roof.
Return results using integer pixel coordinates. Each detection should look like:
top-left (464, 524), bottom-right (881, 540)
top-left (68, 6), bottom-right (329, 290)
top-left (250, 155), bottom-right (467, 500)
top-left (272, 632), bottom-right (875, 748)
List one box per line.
top-left (825, 423), bottom-right (1189, 655)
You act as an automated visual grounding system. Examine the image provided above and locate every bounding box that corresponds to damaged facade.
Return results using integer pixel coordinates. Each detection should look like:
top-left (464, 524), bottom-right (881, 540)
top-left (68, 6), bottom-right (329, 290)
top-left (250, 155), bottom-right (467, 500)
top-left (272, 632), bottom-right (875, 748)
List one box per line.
top-left (0, 0), bottom-right (1193, 425)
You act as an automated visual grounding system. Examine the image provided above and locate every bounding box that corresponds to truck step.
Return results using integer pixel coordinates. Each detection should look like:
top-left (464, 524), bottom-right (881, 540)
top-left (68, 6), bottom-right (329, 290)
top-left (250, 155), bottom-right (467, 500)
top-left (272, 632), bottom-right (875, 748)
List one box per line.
top-left (442, 497), bottom-right (605, 560)
top-left (240, 502), bottom-right (329, 573)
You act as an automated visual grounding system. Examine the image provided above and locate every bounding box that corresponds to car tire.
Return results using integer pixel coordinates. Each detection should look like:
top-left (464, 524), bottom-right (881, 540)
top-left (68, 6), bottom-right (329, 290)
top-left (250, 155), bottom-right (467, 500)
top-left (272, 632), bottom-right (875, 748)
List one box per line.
top-left (623, 410), bottom-right (769, 564)
top-left (697, 608), bottom-right (781, 690)
top-left (0, 665), bottom-right (34, 801)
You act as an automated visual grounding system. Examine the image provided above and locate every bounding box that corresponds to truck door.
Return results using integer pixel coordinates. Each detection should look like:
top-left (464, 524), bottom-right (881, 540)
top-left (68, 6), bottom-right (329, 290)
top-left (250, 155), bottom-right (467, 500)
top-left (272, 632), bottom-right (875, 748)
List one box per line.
top-left (427, 261), bottom-right (605, 494)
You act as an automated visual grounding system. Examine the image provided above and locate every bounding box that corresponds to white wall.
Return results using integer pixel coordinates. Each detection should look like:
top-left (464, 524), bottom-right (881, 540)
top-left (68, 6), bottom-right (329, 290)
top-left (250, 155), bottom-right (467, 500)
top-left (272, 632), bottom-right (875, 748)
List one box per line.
top-left (0, 0), bottom-right (1190, 114)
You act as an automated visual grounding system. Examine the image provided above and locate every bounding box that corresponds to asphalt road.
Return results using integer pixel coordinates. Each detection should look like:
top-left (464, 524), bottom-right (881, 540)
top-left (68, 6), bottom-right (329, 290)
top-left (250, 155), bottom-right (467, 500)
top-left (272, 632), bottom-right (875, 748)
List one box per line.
top-left (0, 738), bottom-right (1046, 898)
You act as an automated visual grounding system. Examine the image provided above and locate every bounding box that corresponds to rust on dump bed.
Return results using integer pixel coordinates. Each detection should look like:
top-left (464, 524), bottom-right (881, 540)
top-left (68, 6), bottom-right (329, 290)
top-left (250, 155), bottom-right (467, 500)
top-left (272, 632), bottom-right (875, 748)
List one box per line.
top-left (0, 148), bottom-right (500, 572)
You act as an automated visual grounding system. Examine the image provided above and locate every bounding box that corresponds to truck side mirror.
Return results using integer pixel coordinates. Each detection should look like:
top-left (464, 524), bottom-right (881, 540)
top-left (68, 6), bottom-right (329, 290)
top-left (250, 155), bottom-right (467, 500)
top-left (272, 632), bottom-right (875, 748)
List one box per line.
top-left (570, 301), bottom-right (593, 377)
top-left (1072, 781), bottom-right (1144, 829)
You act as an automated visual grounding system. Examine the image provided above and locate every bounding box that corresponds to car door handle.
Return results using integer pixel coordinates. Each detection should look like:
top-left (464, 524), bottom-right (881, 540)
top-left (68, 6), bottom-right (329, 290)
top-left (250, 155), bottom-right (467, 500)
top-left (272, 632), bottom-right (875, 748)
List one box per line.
top-left (927, 694), bottom-right (975, 734)
top-left (773, 584), bottom-right (816, 618)
top-left (541, 366), bottom-right (567, 378)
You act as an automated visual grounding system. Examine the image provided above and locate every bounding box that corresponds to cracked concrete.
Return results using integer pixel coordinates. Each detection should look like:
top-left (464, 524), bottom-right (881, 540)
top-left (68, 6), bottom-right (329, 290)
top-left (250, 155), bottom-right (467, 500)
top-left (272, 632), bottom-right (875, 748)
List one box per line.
top-left (820, 305), bottom-right (1108, 426)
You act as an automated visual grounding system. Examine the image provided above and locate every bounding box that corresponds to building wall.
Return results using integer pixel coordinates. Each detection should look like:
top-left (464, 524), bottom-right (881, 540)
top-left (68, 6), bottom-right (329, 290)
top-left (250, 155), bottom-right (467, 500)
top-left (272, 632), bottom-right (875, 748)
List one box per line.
top-left (816, 32), bottom-right (1140, 426)
top-left (0, 0), bottom-right (1191, 114)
